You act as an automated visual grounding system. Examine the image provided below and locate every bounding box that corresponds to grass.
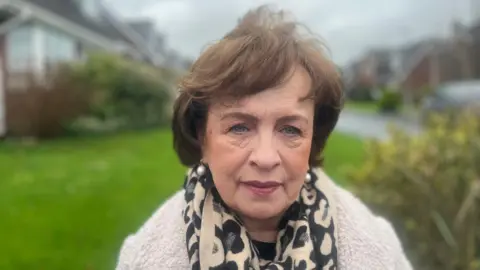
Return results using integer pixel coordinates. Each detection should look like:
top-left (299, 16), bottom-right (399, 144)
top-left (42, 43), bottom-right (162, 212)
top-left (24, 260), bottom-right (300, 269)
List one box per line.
top-left (323, 132), bottom-right (365, 183)
top-left (0, 129), bottom-right (364, 270)
top-left (346, 101), bottom-right (417, 119)
top-left (345, 101), bottom-right (378, 113)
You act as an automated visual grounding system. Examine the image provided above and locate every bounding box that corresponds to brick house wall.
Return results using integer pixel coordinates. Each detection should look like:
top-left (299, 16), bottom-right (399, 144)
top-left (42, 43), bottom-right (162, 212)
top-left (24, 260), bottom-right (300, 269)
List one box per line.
top-left (471, 43), bottom-right (480, 79)
top-left (401, 39), bottom-right (474, 103)
top-left (402, 55), bottom-right (431, 97)
top-left (438, 50), bottom-right (464, 83)
top-left (470, 24), bottom-right (480, 79)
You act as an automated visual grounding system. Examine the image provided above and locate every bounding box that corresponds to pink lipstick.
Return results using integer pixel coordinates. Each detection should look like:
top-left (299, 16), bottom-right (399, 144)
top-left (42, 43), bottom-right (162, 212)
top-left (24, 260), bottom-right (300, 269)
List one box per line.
top-left (242, 181), bottom-right (281, 196)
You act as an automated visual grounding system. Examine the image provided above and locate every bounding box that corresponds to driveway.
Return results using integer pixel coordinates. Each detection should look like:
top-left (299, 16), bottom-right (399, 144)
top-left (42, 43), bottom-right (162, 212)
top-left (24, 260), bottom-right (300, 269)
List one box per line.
top-left (335, 110), bottom-right (422, 140)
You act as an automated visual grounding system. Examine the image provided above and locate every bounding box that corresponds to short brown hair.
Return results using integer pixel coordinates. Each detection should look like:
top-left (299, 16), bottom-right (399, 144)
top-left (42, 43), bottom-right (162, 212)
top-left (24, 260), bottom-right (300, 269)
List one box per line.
top-left (172, 5), bottom-right (344, 167)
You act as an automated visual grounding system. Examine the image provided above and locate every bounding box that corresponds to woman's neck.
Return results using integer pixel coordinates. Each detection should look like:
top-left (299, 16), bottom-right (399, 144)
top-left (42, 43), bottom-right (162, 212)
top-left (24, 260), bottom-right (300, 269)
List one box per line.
top-left (240, 215), bottom-right (281, 243)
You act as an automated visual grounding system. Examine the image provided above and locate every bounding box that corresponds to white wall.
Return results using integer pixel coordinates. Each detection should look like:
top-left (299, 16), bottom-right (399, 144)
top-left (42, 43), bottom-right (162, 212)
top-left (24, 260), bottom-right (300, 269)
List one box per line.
top-left (33, 23), bottom-right (45, 73)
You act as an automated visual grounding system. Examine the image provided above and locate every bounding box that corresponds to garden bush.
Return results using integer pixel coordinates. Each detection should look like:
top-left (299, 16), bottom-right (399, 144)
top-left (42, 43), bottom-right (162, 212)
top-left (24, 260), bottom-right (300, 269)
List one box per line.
top-left (70, 53), bottom-right (173, 132)
top-left (348, 112), bottom-right (480, 270)
top-left (347, 86), bottom-right (374, 102)
top-left (377, 89), bottom-right (402, 113)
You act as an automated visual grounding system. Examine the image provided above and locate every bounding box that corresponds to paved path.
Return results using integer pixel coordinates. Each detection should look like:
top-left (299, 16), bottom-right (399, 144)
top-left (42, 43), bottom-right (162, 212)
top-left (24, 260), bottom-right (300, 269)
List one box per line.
top-left (335, 110), bottom-right (422, 140)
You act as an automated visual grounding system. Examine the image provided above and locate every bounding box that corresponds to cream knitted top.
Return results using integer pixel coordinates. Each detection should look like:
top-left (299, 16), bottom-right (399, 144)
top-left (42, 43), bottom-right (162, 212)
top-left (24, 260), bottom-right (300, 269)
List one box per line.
top-left (116, 177), bottom-right (413, 270)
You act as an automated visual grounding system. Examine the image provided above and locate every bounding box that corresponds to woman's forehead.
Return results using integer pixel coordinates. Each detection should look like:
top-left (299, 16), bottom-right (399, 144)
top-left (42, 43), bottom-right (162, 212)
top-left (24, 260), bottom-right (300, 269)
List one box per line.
top-left (212, 67), bottom-right (312, 108)
top-left (209, 91), bottom-right (314, 122)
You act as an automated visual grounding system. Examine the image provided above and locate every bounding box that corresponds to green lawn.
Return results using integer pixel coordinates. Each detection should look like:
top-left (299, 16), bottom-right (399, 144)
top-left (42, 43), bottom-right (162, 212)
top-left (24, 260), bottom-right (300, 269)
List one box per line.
top-left (345, 101), bottom-right (378, 113)
top-left (323, 132), bottom-right (365, 183)
top-left (0, 129), bottom-right (363, 270)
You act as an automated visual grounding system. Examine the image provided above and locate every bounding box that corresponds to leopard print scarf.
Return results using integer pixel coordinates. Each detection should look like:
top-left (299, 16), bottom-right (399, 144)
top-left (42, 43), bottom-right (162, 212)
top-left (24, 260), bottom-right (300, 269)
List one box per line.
top-left (182, 164), bottom-right (338, 269)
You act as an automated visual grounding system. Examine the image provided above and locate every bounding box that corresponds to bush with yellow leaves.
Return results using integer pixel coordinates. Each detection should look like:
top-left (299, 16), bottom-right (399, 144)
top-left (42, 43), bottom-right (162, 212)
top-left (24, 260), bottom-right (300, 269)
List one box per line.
top-left (348, 112), bottom-right (480, 270)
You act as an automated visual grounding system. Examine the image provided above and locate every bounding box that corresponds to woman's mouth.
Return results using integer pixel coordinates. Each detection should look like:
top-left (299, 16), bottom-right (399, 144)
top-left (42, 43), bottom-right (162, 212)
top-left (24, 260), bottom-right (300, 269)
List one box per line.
top-left (241, 181), bottom-right (281, 196)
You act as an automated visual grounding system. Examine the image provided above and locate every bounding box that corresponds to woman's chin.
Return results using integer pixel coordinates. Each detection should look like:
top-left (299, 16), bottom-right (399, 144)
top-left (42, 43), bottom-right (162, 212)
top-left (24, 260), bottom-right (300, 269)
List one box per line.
top-left (236, 201), bottom-right (286, 221)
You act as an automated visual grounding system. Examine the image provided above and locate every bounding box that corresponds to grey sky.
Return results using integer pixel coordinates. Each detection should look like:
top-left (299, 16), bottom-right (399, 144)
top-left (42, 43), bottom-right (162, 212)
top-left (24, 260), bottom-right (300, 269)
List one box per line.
top-left (106, 0), bottom-right (475, 66)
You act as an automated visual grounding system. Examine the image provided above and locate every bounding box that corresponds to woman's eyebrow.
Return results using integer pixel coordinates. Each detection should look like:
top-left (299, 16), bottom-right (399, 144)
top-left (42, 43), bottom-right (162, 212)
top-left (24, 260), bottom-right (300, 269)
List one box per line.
top-left (220, 112), bottom-right (308, 125)
top-left (220, 112), bottom-right (258, 122)
top-left (277, 115), bottom-right (309, 125)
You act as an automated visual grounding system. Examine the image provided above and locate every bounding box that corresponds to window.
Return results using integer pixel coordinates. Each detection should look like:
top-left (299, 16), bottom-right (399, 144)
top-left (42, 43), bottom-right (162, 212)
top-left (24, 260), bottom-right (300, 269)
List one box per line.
top-left (44, 28), bottom-right (76, 64)
top-left (6, 25), bottom-right (33, 71)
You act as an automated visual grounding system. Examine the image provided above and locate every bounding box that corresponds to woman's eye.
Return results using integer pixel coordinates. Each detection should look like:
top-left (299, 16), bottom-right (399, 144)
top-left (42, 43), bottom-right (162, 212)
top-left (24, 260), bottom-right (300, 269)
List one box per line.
top-left (281, 126), bottom-right (302, 136)
top-left (228, 124), bottom-right (249, 134)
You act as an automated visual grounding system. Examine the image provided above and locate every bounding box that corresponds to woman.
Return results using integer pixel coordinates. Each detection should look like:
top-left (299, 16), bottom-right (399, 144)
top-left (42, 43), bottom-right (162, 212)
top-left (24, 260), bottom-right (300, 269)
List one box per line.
top-left (116, 6), bottom-right (412, 270)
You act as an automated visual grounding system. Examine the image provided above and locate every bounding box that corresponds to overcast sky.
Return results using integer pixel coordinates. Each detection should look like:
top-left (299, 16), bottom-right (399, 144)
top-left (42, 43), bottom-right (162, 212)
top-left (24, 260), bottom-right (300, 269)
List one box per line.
top-left (106, 0), bottom-right (475, 66)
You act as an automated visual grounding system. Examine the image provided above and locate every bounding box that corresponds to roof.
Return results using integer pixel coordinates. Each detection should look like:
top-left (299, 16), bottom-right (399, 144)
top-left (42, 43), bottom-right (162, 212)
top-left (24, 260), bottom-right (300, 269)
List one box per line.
top-left (469, 21), bottom-right (480, 43)
top-left (128, 19), bottom-right (154, 40)
top-left (395, 38), bottom-right (447, 85)
top-left (22, 0), bottom-right (133, 45)
top-left (366, 48), bottom-right (392, 60)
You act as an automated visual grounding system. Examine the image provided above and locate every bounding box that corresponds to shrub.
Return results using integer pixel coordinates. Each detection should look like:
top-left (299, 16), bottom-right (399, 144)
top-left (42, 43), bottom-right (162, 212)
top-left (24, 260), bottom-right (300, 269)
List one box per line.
top-left (377, 89), bottom-right (402, 113)
top-left (347, 87), bottom-right (374, 102)
top-left (413, 85), bottom-right (434, 106)
top-left (70, 53), bottom-right (172, 132)
top-left (348, 112), bottom-right (480, 270)
top-left (5, 54), bottom-right (174, 138)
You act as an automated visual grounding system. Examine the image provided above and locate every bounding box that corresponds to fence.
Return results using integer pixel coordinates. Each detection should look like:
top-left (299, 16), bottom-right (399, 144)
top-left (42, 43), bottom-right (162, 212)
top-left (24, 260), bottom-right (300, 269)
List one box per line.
top-left (5, 67), bottom-right (89, 138)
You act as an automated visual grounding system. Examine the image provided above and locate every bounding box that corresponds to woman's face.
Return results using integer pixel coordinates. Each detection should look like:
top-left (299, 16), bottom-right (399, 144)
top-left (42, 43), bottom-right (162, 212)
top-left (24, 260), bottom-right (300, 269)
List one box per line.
top-left (202, 66), bottom-right (314, 222)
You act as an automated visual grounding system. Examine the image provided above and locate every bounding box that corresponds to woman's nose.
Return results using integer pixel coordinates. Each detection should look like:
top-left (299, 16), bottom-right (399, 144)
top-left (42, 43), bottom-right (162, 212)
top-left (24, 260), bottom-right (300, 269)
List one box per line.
top-left (249, 133), bottom-right (281, 170)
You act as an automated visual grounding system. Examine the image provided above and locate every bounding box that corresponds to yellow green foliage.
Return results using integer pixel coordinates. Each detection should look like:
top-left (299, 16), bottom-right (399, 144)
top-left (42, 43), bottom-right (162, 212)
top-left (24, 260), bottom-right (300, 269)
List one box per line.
top-left (349, 112), bottom-right (480, 270)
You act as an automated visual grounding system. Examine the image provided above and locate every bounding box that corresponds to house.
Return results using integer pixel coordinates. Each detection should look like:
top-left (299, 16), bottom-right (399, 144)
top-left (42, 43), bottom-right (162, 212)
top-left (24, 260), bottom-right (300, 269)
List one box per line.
top-left (127, 18), bottom-right (194, 71)
top-left (399, 22), bottom-right (476, 103)
top-left (342, 37), bottom-right (465, 101)
top-left (397, 1), bottom-right (480, 98)
top-left (468, 21), bottom-right (480, 78)
top-left (342, 58), bottom-right (375, 100)
top-left (394, 39), bottom-right (445, 97)
top-left (127, 18), bottom-right (168, 67)
top-left (365, 49), bottom-right (397, 88)
top-left (344, 11), bottom-right (480, 104)
top-left (0, 0), bottom-right (160, 137)
top-left (342, 48), bottom-right (401, 100)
